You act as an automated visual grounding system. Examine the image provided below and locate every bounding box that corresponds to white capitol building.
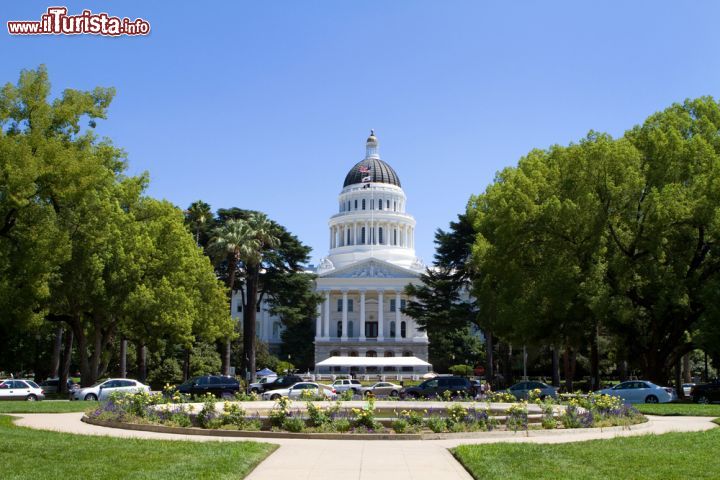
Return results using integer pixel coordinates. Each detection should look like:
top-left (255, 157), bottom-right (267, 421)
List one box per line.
top-left (232, 132), bottom-right (430, 374)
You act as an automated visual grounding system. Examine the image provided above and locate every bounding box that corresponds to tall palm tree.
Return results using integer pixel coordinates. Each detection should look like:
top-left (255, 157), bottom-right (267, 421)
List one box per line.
top-left (209, 213), bottom-right (280, 379)
top-left (185, 200), bottom-right (213, 246)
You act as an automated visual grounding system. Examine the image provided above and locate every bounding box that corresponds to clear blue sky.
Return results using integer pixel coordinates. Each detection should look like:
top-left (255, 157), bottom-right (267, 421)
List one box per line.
top-left (2, 1), bottom-right (719, 265)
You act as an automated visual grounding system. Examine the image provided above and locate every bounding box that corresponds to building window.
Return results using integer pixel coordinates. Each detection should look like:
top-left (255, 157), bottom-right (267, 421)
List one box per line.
top-left (361, 227), bottom-right (366, 244)
top-left (337, 321), bottom-right (342, 337)
top-left (403, 351), bottom-right (413, 357)
top-left (387, 199), bottom-right (390, 209)
top-left (348, 299), bottom-right (354, 312)
top-left (401, 321), bottom-right (407, 338)
top-left (390, 299), bottom-right (396, 312)
top-left (390, 321), bottom-right (396, 337)
top-left (394, 201), bottom-right (397, 211)
top-left (273, 322), bottom-right (280, 338)
top-left (384, 351), bottom-right (395, 357)
top-left (401, 299), bottom-right (406, 310)
top-left (379, 199), bottom-right (383, 210)
top-left (354, 199), bottom-right (358, 209)
top-left (393, 229), bottom-right (397, 245)
top-left (256, 304), bottom-right (261, 312)
top-left (362, 199), bottom-right (366, 210)
top-left (348, 200), bottom-right (351, 211)
top-left (347, 229), bottom-right (351, 245)
top-left (379, 227), bottom-right (383, 244)
top-left (350, 351), bottom-right (358, 357)
top-left (236, 304), bottom-right (242, 312)
top-left (366, 350), bottom-right (377, 357)
top-left (330, 350), bottom-right (340, 357)
top-left (348, 321), bottom-right (354, 337)
top-left (371, 199), bottom-right (374, 210)
top-left (365, 322), bottom-right (378, 338)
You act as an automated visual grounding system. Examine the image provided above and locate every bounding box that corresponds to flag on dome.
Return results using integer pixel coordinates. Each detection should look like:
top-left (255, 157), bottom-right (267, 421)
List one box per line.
top-left (358, 165), bottom-right (370, 174)
top-left (361, 175), bottom-right (372, 183)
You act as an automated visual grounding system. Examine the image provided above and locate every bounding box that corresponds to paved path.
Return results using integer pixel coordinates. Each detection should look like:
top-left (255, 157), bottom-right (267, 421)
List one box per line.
top-left (12, 413), bottom-right (717, 480)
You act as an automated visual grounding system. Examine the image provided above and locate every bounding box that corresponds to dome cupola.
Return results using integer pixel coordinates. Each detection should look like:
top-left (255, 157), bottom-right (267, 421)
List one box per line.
top-left (343, 130), bottom-right (402, 188)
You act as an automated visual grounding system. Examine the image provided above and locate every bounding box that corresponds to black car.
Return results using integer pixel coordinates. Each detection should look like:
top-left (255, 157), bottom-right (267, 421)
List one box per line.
top-left (690, 380), bottom-right (720, 404)
top-left (258, 375), bottom-right (304, 393)
top-left (176, 375), bottom-right (240, 399)
top-left (401, 376), bottom-right (476, 399)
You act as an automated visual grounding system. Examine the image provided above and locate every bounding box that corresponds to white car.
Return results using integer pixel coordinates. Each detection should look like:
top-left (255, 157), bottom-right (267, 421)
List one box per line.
top-left (72, 378), bottom-right (149, 401)
top-left (330, 379), bottom-right (362, 394)
top-left (261, 382), bottom-right (337, 401)
top-left (596, 380), bottom-right (675, 404)
top-left (0, 379), bottom-right (45, 401)
top-left (248, 376), bottom-right (278, 394)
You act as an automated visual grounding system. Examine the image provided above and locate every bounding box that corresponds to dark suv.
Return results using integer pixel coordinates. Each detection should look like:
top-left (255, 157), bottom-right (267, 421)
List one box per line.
top-left (690, 380), bottom-right (720, 404)
top-left (176, 375), bottom-right (240, 399)
top-left (259, 375), bottom-right (304, 393)
top-left (401, 376), bottom-right (476, 399)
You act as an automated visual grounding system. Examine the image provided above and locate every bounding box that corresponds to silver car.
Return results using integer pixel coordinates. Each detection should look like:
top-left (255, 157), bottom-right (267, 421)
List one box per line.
top-left (596, 380), bottom-right (674, 404)
top-left (72, 378), bottom-right (149, 401)
top-left (361, 382), bottom-right (402, 397)
top-left (261, 382), bottom-right (337, 401)
top-left (0, 379), bottom-right (45, 401)
top-left (506, 381), bottom-right (558, 400)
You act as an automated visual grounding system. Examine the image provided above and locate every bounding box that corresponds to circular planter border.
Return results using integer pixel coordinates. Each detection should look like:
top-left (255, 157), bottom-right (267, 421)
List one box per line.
top-left (81, 414), bottom-right (651, 441)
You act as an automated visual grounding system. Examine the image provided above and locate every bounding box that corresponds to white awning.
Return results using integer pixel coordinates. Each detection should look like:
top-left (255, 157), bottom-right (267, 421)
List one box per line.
top-left (315, 356), bottom-right (431, 368)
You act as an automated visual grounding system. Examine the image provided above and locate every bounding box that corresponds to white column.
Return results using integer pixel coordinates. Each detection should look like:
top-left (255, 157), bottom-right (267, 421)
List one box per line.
top-left (315, 303), bottom-right (322, 340)
top-left (341, 290), bottom-right (348, 341)
top-left (378, 290), bottom-right (385, 341)
top-left (323, 291), bottom-right (330, 340)
top-left (395, 291), bottom-right (401, 339)
top-left (359, 290), bottom-right (366, 341)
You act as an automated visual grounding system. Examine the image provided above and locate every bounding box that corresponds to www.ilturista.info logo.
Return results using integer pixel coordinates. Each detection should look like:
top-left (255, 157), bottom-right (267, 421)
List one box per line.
top-left (7, 7), bottom-right (150, 36)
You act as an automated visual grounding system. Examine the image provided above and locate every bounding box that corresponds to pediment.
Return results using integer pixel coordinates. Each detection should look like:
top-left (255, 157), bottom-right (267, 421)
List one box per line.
top-left (319, 258), bottom-right (419, 279)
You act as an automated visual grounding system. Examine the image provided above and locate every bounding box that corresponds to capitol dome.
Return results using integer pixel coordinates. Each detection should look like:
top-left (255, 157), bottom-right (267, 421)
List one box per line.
top-left (343, 158), bottom-right (401, 188)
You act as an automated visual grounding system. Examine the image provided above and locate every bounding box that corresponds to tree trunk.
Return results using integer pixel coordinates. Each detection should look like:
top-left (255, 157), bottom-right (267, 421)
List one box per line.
top-left (223, 339), bottom-right (232, 376)
top-left (243, 266), bottom-right (259, 383)
top-left (551, 345), bottom-right (560, 387)
top-left (136, 341), bottom-right (147, 383)
top-left (501, 343), bottom-right (513, 388)
top-left (590, 325), bottom-right (600, 391)
top-left (682, 353), bottom-right (692, 384)
top-left (58, 329), bottom-right (74, 394)
top-left (183, 347), bottom-right (191, 381)
top-left (119, 338), bottom-right (127, 378)
top-left (674, 358), bottom-right (684, 399)
top-left (564, 346), bottom-right (575, 392)
top-left (618, 356), bottom-right (628, 382)
top-left (484, 330), bottom-right (494, 385)
top-left (50, 326), bottom-right (63, 378)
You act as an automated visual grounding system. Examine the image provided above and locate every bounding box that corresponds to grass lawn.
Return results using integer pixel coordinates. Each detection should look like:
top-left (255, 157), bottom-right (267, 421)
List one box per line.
top-left (0, 400), bottom-right (97, 413)
top-left (634, 403), bottom-right (720, 416)
top-left (0, 415), bottom-right (276, 479)
top-left (453, 428), bottom-right (720, 480)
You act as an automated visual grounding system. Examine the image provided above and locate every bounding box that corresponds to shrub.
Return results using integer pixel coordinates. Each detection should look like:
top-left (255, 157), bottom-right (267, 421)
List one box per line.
top-left (269, 396), bottom-right (292, 427)
top-left (306, 402), bottom-right (330, 427)
top-left (448, 365), bottom-right (473, 376)
top-left (447, 404), bottom-right (469, 426)
top-left (392, 419), bottom-right (408, 433)
top-left (487, 391), bottom-right (516, 403)
top-left (427, 416), bottom-right (448, 433)
top-left (351, 396), bottom-right (379, 430)
top-left (196, 395), bottom-right (218, 428)
top-left (281, 416), bottom-right (305, 433)
top-left (505, 402), bottom-right (528, 432)
top-left (334, 418), bottom-right (351, 433)
top-left (340, 389), bottom-right (354, 401)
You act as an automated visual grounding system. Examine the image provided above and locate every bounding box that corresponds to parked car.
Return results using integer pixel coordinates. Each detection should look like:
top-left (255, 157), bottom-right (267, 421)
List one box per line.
top-left (506, 381), bottom-right (557, 400)
top-left (247, 376), bottom-right (277, 394)
top-left (401, 376), bottom-right (475, 399)
top-left (361, 382), bottom-right (401, 397)
top-left (72, 378), bottom-right (149, 401)
top-left (38, 378), bottom-right (78, 394)
top-left (0, 379), bottom-right (45, 401)
top-left (330, 379), bottom-right (362, 394)
top-left (690, 380), bottom-right (720, 404)
top-left (176, 375), bottom-right (240, 399)
top-left (682, 383), bottom-right (696, 398)
top-left (258, 375), bottom-right (304, 393)
top-left (596, 380), bottom-right (674, 404)
top-left (261, 382), bottom-right (336, 400)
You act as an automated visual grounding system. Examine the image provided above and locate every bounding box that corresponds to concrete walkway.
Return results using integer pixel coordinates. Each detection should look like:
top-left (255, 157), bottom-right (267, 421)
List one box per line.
top-left (13, 413), bottom-right (718, 480)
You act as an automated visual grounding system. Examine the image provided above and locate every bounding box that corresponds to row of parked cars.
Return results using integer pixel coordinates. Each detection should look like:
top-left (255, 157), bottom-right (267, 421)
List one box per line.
top-left (4, 374), bottom-right (718, 404)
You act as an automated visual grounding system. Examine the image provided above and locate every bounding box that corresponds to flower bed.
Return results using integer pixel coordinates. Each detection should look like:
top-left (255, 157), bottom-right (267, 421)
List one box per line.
top-left (84, 389), bottom-right (645, 436)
